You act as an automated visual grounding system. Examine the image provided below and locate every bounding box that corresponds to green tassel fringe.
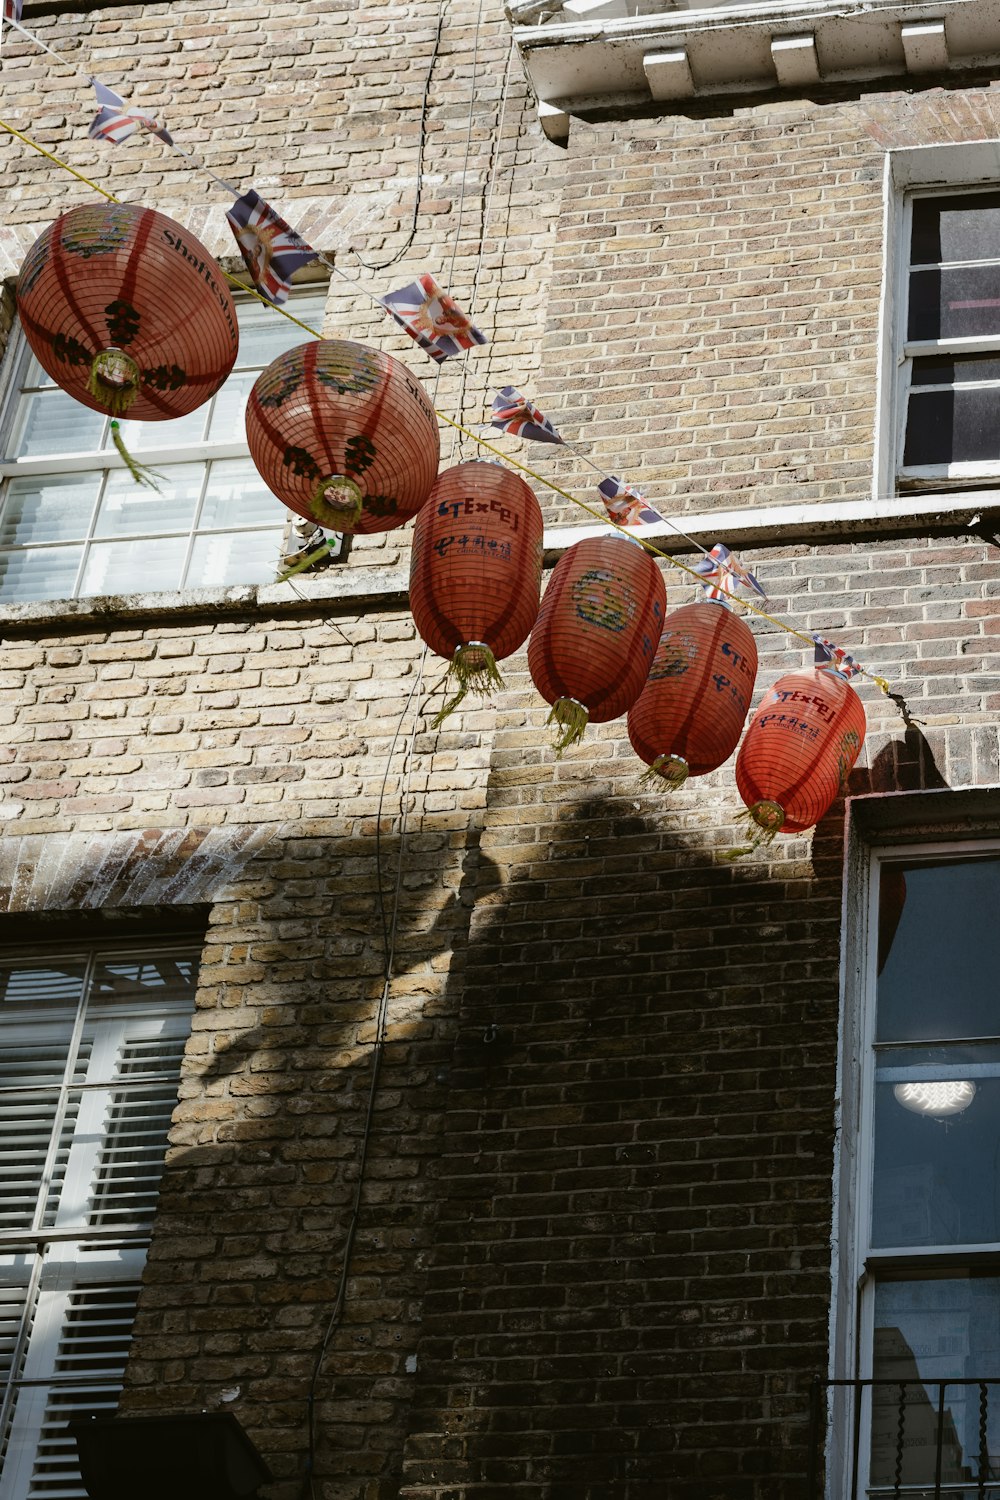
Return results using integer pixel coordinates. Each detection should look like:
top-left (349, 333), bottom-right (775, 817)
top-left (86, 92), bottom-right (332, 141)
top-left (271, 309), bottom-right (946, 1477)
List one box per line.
top-left (639, 754), bottom-right (689, 792)
top-left (433, 642), bottom-right (505, 727)
top-left (547, 696), bottom-right (590, 755)
top-left (110, 421), bottom-right (164, 492)
top-left (277, 541), bottom-right (332, 584)
top-left (722, 799), bottom-right (785, 860)
top-left (310, 476), bottom-right (363, 532)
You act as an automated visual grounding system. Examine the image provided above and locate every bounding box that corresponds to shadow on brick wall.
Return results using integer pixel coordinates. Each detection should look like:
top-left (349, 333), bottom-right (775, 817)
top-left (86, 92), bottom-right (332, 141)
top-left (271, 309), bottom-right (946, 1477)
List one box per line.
top-left (397, 789), bottom-right (842, 1500)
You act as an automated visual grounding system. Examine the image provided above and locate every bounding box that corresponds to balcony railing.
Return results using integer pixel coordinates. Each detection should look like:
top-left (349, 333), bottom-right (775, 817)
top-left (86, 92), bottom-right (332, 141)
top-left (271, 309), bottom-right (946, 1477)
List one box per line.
top-left (808, 1377), bottom-right (1000, 1500)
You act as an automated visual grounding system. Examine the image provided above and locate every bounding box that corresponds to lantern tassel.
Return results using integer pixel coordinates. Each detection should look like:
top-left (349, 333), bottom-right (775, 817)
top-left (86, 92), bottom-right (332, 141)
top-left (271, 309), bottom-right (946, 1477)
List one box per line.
top-left (434, 642), bottom-right (505, 727)
top-left (86, 348), bottom-right (141, 417)
top-left (547, 696), bottom-right (590, 755)
top-left (722, 800), bottom-right (786, 860)
top-left (109, 421), bottom-right (164, 492)
top-left (640, 754), bottom-right (689, 792)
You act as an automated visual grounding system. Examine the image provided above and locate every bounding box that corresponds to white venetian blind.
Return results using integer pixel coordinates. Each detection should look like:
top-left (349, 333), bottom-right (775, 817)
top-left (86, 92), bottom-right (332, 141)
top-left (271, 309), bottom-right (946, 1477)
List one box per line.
top-left (0, 944), bottom-right (199, 1500)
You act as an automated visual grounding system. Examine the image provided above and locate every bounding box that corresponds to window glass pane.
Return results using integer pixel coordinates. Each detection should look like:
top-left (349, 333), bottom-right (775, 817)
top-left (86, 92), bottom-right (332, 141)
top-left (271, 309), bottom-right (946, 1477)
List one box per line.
top-left (199, 458), bottom-right (282, 529)
top-left (877, 858), bottom-right (1000, 1041)
top-left (90, 955), bottom-right (198, 1010)
top-left (0, 963), bottom-right (87, 1016)
top-left (910, 354), bottom-right (1000, 386)
top-left (79, 537), bottom-right (188, 598)
top-left (186, 529), bottom-right (284, 589)
top-left (94, 467), bottom-right (203, 539)
top-left (106, 407), bottom-right (208, 455)
top-left (911, 192), bottom-right (1000, 265)
top-left (903, 386), bottom-right (1000, 468)
top-left (234, 294), bottom-right (325, 368)
top-left (908, 265), bottom-right (1000, 341)
top-left (872, 1044), bottom-right (1000, 1248)
top-left (205, 372), bottom-right (255, 443)
top-left (0, 475), bottom-right (101, 548)
top-left (0, 546), bottom-right (83, 604)
top-left (9, 391), bottom-right (105, 461)
top-left (871, 1278), bottom-right (1000, 1493)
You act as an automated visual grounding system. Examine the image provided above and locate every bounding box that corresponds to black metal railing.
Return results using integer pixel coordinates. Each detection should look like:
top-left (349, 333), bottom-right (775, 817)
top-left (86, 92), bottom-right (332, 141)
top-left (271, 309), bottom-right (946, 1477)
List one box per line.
top-left (808, 1377), bottom-right (1000, 1500)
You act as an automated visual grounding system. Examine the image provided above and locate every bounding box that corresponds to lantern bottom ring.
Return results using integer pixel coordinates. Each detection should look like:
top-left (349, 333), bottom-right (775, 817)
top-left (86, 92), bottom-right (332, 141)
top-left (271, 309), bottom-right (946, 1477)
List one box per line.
top-left (642, 753), bottom-right (689, 792)
top-left (749, 799), bottom-right (785, 835)
top-left (310, 475), bottom-right (363, 531)
top-left (87, 347), bottom-right (141, 416)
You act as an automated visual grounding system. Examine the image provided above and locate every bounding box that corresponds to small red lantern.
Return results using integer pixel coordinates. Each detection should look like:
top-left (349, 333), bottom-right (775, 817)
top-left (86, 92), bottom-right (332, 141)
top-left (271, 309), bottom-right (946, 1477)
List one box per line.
top-left (627, 600), bottom-right (758, 789)
top-left (734, 664), bottom-right (866, 841)
top-left (17, 203), bottom-right (239, 421)
top-left (410, 461), bottom-right (543, 717)
top-left (245, 339), bottom-right (440, 535)
top-left (527, 535), bottom-right (666, 751)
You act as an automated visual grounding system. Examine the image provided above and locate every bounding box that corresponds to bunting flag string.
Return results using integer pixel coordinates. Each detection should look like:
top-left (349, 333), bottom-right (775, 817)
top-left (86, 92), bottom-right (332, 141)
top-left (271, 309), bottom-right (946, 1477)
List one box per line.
top-left (597, 475), bottom-right (665, 528)
top-left (380, 272), bottom-right (487, 363)
top-left (0, 110), bottom-right (892, 696)
top-left (814, 634), bottom-right (864, 679)
top-left (226, 189), bottom-right (320, 307)
top-left (694, 542), bottom-right (767, 603)
top-left (88, 80), bottom-right (174, 147)
top-left (490, 386), bottom-right (563, 445)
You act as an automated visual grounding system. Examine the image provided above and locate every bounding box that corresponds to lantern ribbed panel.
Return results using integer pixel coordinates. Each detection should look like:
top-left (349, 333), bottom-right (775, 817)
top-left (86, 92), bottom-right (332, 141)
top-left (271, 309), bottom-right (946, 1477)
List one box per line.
top-left (527, 536), bottom-right (666, 722)
top-left (409, 462), bottom-right (543, 661)
top-left (627, 601), bottom-right (758, 776)
top-left (735, 667), bottom-right (867, 833)
top-left (17, 203), bottom-right (239, 420)
top-left (245, 339), bottom-right (440, 535)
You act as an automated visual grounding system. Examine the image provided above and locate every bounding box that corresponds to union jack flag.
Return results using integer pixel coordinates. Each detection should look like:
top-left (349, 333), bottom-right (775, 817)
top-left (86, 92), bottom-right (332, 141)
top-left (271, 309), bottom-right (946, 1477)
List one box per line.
top-left (694, 543), bottom-right (766, 603)
top-left (88, 80), bottom-right (174, 147)
top-left (380, 273), bottom-right (487, 364)
top-left (597, 475), bottom-right (663, 527)
top-left (226, 190), bottom-right (318, 307)
top-left (3, 0), bottom-right (23, 23)
top-left (490, 387), bottom-right (563, 445)
top-left (814, 634), bottom-right (862, 679)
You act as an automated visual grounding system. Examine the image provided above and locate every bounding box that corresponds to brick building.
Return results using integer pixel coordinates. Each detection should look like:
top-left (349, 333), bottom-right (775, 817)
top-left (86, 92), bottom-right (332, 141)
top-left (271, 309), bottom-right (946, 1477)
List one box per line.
top-left (0, 0), bottom-right (999, 1497)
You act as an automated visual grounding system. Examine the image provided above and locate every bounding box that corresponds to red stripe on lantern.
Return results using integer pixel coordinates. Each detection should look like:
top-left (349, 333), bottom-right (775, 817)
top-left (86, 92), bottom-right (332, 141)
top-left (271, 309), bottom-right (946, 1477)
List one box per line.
top-left (527, 535), bottom-right (666, 749)
top-left (627, 601), bottom-right (758, 788)
top-left (245, 339), bottom-right (440, 536)
top-left (735, 666), bottom-right (867, 836)
top-left (17, 203), bottom-right (239, 422)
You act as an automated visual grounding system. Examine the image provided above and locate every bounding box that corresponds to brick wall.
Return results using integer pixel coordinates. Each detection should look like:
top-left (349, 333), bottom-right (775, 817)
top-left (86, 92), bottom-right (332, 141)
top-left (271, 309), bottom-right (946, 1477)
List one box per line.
top-left (0, 2), bottom-right (999, 1497)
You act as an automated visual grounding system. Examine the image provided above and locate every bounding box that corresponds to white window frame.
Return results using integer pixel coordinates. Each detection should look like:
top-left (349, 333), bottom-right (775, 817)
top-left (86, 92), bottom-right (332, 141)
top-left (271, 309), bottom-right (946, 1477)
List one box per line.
top-left (0, 942), bottom-right (200, 1500)
top-left (874, 139), bottom-right (1000, 503)
top-left (0, 287), bottom-right (328, 604)
top-left (828, 831), bottom-right (1000, 1498)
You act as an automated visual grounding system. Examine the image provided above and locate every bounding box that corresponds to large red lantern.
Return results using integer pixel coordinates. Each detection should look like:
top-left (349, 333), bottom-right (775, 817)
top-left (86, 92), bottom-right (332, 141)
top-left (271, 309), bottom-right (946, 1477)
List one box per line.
top-left (734, 664), bottom-right (866, 842)
top-left (17, 203), bottom-right (238, 421)
top-left (627, 600), bottom-right (758, 789)
top-left (527, 535), bottom-right (666, 751)
top-left (410, 461), bottom-right (543, 717)
top-left (245, 339), bottom-right (440, 535)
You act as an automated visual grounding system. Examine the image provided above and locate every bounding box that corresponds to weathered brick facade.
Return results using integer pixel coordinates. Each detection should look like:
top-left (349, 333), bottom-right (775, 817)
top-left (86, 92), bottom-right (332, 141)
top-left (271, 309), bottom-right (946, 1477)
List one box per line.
top-left (1, 0), bottom-right (999, 1497)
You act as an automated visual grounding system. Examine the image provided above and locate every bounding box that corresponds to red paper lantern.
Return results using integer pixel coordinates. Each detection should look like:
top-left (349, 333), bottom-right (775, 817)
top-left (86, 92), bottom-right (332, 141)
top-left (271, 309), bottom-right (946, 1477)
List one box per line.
top-left (627, 600), bottom-right (758, 789)
top-left (245, 339), bottom-right (440, 535)
top-left (735, 665), bottom-right (866, 840)
top-left (527, 535), bottom-right (666, 750)
top-left (17, 203), bottom-right (239, 421)
top-left (409, 461), bottom-right (543, 715)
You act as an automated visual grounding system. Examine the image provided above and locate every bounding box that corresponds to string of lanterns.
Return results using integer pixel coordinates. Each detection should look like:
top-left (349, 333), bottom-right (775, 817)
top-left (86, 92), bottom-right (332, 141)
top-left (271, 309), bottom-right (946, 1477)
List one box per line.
top-left (14, 196), bottom-right (877, 852)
